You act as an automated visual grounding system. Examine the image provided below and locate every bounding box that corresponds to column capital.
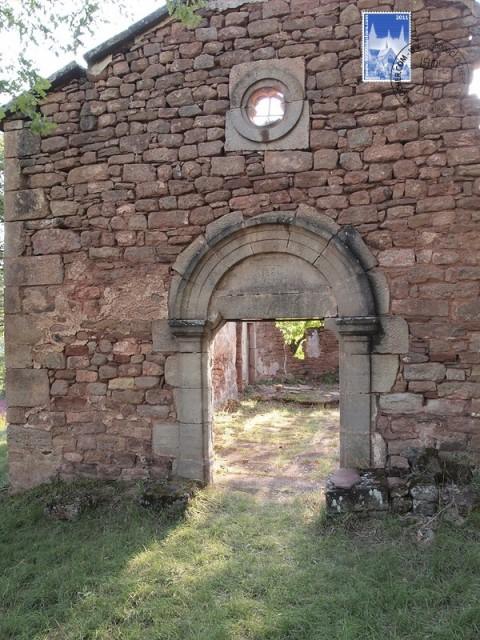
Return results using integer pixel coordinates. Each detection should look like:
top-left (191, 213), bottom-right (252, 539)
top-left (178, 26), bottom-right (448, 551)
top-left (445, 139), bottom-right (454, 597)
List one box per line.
top-left (168, 319), bottom-right (207, 338)
top-left (335, 316), bottom-right (380, 336)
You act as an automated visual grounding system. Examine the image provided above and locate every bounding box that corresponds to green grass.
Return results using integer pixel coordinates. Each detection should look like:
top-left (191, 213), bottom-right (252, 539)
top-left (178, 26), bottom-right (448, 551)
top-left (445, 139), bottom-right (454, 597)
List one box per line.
top-left (1, 479), bottom-right (480, 639)
top-left (0, 422), bottom-right (7, 490)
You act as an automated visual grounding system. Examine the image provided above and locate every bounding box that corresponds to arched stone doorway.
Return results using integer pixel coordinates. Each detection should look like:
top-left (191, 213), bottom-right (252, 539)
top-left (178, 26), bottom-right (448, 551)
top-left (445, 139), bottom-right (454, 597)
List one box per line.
top-left (167, 208), bottom-right (386, 483)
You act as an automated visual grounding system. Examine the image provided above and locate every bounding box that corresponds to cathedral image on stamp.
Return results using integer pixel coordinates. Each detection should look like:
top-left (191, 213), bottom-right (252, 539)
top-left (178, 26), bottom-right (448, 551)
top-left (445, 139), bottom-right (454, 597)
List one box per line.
top-left (362, 11), bottom-right (411, 82)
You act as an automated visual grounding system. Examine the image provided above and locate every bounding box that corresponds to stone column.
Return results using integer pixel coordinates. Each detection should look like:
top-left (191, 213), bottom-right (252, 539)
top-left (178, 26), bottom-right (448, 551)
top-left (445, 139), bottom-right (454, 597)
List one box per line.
top-left (335, 316), bottom-right (380, 468)
top-left (167, 320), bottom-right (212, 483)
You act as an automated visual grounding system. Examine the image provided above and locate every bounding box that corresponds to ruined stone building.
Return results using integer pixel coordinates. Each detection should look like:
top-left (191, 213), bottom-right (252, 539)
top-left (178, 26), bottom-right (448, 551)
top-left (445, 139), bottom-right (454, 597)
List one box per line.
top-left (3, 0), bottom-right (480, 491)
top-left (211, 321), bottom-right (339, 408)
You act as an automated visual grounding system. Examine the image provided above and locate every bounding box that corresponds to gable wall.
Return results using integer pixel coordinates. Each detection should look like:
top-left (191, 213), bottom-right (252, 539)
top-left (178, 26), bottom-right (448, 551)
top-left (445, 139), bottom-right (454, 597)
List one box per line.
top-left (4, 0), bottom-right (480, 489)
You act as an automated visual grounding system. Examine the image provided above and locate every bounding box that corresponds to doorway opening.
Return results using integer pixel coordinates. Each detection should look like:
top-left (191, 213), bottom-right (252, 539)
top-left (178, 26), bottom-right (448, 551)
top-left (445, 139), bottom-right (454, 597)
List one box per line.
top-left (210, 320), bottom-right (340, 499)
top-left (166, 210), bottom-right (385, 485)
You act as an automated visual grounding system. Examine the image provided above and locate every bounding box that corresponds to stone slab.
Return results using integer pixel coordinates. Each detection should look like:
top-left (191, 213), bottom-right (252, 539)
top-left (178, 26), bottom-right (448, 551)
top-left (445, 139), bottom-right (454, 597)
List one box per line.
top-left (6, 369), bottom-right (50, 407)
top-left (5, 188), bottom-right (50, 221)
top-left (6, 343), bottom-right (33, 368)
top-left (152, 320), bottom-right (178, 352)
top-left (179, 423), bottom-right (204, 460)
top-left (5, 315), bottom-right (44, 345)
top-left (371, 354), bottom-right (399, 392)
top-left (4, 222), bottom-right (26, 258)
top-left (328, 468), bottom-right (361, 489)
top-left (165, 353), bottom-right (203, 388)
top-left (152, 422), bottom-right (180, 457)
top-left (173, 388), bottom-right (203, 424)
top-left (6, 255), bottom-right (64, 286)
top-left (373, 316), bottom-right (409, 355)
top-left (379, 393), bottom-right (423, 414)
top-left (4, 128), bottom-right (41, 158)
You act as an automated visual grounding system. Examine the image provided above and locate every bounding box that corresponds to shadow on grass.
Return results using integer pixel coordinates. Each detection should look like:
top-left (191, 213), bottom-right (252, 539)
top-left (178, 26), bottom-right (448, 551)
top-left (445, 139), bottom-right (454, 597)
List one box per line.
top-left (2, 483), bottom-right (480, 640)
top-left (0, 482), bottom-right (182, 640)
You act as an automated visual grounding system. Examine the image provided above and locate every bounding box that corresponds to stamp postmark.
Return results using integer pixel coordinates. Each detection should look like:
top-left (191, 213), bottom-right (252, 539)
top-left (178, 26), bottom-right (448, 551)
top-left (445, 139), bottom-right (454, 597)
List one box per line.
top-left (390, 36), bottom-right (470, 116)
top-left (362, 11), bottom-right (411, 82)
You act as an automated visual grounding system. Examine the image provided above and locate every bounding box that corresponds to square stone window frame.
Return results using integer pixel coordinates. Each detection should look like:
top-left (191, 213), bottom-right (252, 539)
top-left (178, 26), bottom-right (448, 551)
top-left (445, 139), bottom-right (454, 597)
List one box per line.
top-left (225, 58), bottom-right (310, 152)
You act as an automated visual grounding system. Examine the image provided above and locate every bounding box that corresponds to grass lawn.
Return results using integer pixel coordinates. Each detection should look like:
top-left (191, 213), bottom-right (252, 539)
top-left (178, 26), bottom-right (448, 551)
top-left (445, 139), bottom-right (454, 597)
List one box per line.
top-left (1, 414), bottom-right (480, 639)
top-left (0, 422), bottom-right (7, 490)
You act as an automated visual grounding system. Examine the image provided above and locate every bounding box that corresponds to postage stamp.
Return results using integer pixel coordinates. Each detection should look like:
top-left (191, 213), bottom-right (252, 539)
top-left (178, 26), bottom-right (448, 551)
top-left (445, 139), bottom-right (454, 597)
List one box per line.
top-left (362, 12), bottom-right (411, 82)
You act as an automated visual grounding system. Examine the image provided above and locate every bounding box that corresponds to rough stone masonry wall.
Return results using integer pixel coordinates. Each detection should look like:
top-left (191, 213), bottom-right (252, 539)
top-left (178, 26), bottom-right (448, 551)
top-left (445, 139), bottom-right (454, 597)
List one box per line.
top-left (253, 322), bottom-right (339, 381)
top-left (4, 0), bottom-right (480, 490)
top-left (211, 322), bottom-right (238, 408)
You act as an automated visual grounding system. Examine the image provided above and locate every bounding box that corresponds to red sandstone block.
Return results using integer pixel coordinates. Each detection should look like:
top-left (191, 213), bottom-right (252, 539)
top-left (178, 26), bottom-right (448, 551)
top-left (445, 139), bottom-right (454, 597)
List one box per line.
top-left (379, 249), bottom-right (415, 267)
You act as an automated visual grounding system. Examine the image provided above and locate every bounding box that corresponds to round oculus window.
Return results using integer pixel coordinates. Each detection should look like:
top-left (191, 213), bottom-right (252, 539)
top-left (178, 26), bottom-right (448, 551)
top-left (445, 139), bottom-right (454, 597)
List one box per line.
top-left (246, 87), bottom-right (286, 127)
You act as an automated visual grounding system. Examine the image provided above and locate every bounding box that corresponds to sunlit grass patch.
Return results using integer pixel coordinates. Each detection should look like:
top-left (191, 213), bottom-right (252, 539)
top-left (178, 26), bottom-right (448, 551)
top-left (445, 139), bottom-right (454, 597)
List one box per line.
top-left (214, 399), bottom-right (339, 481)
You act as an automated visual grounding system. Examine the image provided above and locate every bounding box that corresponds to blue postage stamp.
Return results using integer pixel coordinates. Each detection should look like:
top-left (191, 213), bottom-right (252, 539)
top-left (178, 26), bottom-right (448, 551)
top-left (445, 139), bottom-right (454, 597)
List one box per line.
top-left (362, 12), bottom-right (411, 82)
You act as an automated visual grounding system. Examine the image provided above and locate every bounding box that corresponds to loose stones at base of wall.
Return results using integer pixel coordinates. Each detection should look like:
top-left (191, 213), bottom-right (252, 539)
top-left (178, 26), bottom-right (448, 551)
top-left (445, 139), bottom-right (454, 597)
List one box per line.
top-left (326, 449), bottom-right (479, 519)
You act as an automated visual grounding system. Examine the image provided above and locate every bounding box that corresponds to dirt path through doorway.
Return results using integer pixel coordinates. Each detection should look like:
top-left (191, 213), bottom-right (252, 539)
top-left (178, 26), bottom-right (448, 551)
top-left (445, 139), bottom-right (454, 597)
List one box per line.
top-left (213, 385), bottom-right (340, 501)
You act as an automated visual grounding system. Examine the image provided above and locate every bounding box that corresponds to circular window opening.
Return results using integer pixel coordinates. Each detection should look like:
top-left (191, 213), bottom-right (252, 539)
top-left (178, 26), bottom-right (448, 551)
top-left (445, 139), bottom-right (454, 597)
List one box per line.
top-left (246, 87), bottom-right (286, 127)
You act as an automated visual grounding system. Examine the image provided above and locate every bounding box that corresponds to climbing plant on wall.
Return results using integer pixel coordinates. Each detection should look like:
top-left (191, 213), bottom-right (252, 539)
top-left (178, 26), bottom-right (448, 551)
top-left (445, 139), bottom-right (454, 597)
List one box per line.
top-left (0, 1), bottom-right (204, 132)
top-left (167, 0), bottom-right (206, 27)
top-left (275, 320), bottom-right (324, 360)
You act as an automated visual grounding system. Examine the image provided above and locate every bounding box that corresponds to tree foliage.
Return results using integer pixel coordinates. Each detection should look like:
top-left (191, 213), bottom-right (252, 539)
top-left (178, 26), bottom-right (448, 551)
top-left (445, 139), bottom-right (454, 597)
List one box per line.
top-left (275, 320), bottom-right (324, 360)
top-left (0, 1), bottom-right (127, 133)
top-left (167, 0), bottom-right (206, 27)
top-left (0, 2), bottom-right (208, 131)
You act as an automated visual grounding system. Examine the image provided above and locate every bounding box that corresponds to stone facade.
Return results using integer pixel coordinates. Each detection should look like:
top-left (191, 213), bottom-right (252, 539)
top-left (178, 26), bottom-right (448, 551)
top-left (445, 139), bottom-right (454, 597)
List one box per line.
top-left (3, 0), bottom-right (480, 490)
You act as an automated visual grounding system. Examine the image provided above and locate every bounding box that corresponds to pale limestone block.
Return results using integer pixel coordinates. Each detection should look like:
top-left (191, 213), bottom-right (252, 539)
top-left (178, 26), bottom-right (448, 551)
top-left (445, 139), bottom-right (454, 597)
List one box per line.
top-left (5, 315), bottom-right (43, 345)
top-left (152, 422), bottom-right (180, 457)
top-left (179, 423), bottom-right (204, 459)
top-left (373, 316), bottom-right (409, 354)
top-left (152, 320), bottom-right (178, 352)
top-left (165, 353), bottom-right (203, 388)
top-left (4, 188), bottom-right (49, 221)
top-left (372, 355), bottom-right (399, 392)
top-left (173, 388), bottom-right (203, 424)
